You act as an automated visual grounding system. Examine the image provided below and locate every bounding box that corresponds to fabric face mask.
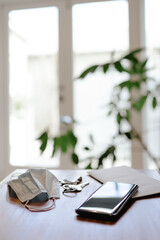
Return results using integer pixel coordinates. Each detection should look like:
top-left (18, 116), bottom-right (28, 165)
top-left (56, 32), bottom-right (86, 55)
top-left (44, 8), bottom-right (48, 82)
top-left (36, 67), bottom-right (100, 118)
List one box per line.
top-left (7, 168), bottom-right (60, 212)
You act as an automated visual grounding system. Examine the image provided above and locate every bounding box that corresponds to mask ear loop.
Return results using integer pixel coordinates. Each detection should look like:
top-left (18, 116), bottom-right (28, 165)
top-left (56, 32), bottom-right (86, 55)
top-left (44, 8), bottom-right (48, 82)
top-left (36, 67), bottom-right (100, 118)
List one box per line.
top-left (25, 198), bottom-right (56, 212)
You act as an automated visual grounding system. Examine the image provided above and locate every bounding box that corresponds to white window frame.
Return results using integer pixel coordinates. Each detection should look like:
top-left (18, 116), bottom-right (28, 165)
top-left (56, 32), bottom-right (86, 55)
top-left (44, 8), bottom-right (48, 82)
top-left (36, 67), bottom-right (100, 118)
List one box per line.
top-left (0, 0), bottom-right (145, 180)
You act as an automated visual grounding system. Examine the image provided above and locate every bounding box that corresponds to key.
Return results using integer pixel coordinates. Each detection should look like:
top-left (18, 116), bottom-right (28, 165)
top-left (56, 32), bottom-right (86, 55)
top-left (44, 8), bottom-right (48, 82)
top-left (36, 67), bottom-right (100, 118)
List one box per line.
top-left (75, 182), bottom-right (89, 192)
top-left (59, 176), bottom-right (82, 186)
top-left (63, 182), bottom-right (89, 193)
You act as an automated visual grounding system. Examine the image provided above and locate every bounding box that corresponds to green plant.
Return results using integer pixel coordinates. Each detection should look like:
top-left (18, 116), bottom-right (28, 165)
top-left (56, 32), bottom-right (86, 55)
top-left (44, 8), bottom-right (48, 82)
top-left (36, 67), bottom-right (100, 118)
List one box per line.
top-left (38, 48), bottom-right (160, 169)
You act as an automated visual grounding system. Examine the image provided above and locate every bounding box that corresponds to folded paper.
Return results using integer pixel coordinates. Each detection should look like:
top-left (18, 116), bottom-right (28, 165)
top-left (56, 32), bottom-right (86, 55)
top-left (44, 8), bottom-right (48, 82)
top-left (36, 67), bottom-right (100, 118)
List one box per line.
top-left (88, 166), bottom-right (160, 198)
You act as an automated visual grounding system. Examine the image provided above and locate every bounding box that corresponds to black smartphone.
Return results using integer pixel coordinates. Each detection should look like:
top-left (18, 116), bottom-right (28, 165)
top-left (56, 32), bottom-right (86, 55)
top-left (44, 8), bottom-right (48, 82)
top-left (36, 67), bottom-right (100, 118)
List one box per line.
top-left (75, 182), bottom-right (138, 220)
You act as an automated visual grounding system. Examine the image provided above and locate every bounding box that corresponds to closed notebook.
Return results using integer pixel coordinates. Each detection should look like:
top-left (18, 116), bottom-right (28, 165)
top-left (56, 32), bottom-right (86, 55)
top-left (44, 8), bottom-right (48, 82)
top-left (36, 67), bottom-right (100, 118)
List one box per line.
top-left (88, 166), bottom-right (160, 198)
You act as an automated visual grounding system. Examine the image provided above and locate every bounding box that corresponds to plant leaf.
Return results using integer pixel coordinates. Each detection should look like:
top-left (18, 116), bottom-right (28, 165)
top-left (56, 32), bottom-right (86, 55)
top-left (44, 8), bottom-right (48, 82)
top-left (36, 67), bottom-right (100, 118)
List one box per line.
top-left (118, 80), bottom-right (134, 91)
top-left (78, 65), bottom-right (98, 79)
top-left (112, 153), bottom-right (116, 163)
top-left (114, 61), bottom-right (124, 72)
top-left (107, 109), bottom-right (113, 116)
top-left (102, 63), bottom-right (110, 73)
top-left (51, 130), bottom-right (77, 157)
top-left (123, 48), bottom-right (144, 63)
top-left (56, 136), bottom-right (68, 153)
top-left (52, 139), bottom-right (56, 157)
top-left (71, 152), bottom-right (79, 164)
top-left (152, 96), bottom-right (157, 109)
top-left (67, 130), bottom-right (77, 148)
top-left (37, 131), bottom-right (48, 152)
top-left (140, 59), bottom-right (148, 73)
top-left (89, 134), bottom-right (95, 145)
top-left (124, 131), bottom-right (132, 139)
top-left (117, 112), bottom-right (122, 125)
top-left (86, 163), bottom-right (92, 169)
top-left (125, 110), bottom-right (130, 121)
top-left (98, 145), bottom-right (116, 168)
top-left (132, 95), bottom-right (148, 111)
top-left (84, 146), bottom-right (91, 151)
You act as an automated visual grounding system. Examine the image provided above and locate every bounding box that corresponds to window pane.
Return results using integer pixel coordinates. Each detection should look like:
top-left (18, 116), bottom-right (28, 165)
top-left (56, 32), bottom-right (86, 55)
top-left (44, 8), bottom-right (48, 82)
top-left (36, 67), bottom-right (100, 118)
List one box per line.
top-left (9, 7), bottom-right (60, 167)
top-left (73, 1), bottom-right (130, 168)
top-left (145, 0), bottom-right (160, 169)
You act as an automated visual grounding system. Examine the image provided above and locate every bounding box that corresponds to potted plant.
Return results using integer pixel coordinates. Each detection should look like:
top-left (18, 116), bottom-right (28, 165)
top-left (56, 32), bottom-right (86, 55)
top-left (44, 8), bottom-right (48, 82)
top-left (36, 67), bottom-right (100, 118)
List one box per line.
top-left (38, 48), bottom-right (160, 169)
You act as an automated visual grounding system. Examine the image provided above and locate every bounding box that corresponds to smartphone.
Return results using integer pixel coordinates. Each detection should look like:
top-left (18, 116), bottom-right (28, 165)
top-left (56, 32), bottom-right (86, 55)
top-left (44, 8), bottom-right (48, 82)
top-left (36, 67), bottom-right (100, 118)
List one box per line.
top-left (75, 182), bottom-right (138, 220)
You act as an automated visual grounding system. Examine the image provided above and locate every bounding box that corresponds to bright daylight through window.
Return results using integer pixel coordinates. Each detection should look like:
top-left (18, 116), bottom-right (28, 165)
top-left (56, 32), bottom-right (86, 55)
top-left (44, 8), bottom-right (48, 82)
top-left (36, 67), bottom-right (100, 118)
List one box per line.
top-left (7, 0), bottom-right (160, 170)
top-left (9, 7), bottom-right (60, 167)
top-left (73, 0), bottom-right (130, 168)
top-left (8, 1), bottom-right (130, 169)
top-left (144, 0), bottom-right (160, 168)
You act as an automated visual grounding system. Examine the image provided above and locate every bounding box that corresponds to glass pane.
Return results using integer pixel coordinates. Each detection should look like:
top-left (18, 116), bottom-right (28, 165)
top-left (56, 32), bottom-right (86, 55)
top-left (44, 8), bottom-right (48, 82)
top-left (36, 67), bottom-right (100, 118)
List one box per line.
top-left (145, 0), bottom-right (160, 169)
top-left (9, 7), bottom-right (60, 167)
top-left (73, 1), bottom-right (130, 168)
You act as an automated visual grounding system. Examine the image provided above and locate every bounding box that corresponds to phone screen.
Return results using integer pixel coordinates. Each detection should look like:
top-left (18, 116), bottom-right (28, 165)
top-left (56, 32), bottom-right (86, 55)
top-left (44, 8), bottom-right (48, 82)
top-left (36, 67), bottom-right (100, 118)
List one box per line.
top-left (76, 182), bottom-right (138, 217)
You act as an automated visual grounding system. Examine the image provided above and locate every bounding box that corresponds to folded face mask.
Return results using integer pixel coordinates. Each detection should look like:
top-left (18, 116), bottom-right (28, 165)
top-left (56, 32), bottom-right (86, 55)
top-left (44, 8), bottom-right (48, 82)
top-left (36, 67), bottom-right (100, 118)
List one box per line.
top-left (7, 168), bottom-right (60, 212)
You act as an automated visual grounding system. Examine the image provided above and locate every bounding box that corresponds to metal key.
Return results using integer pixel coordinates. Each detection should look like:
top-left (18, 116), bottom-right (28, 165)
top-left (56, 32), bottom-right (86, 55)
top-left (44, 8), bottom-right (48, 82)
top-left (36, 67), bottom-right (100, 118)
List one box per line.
top-left (63, 182), bottom-right (89, 193)
top-left (59, 176), bottom-right (82, 186)
top-left (74, 182), bottom-right (89, 192)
